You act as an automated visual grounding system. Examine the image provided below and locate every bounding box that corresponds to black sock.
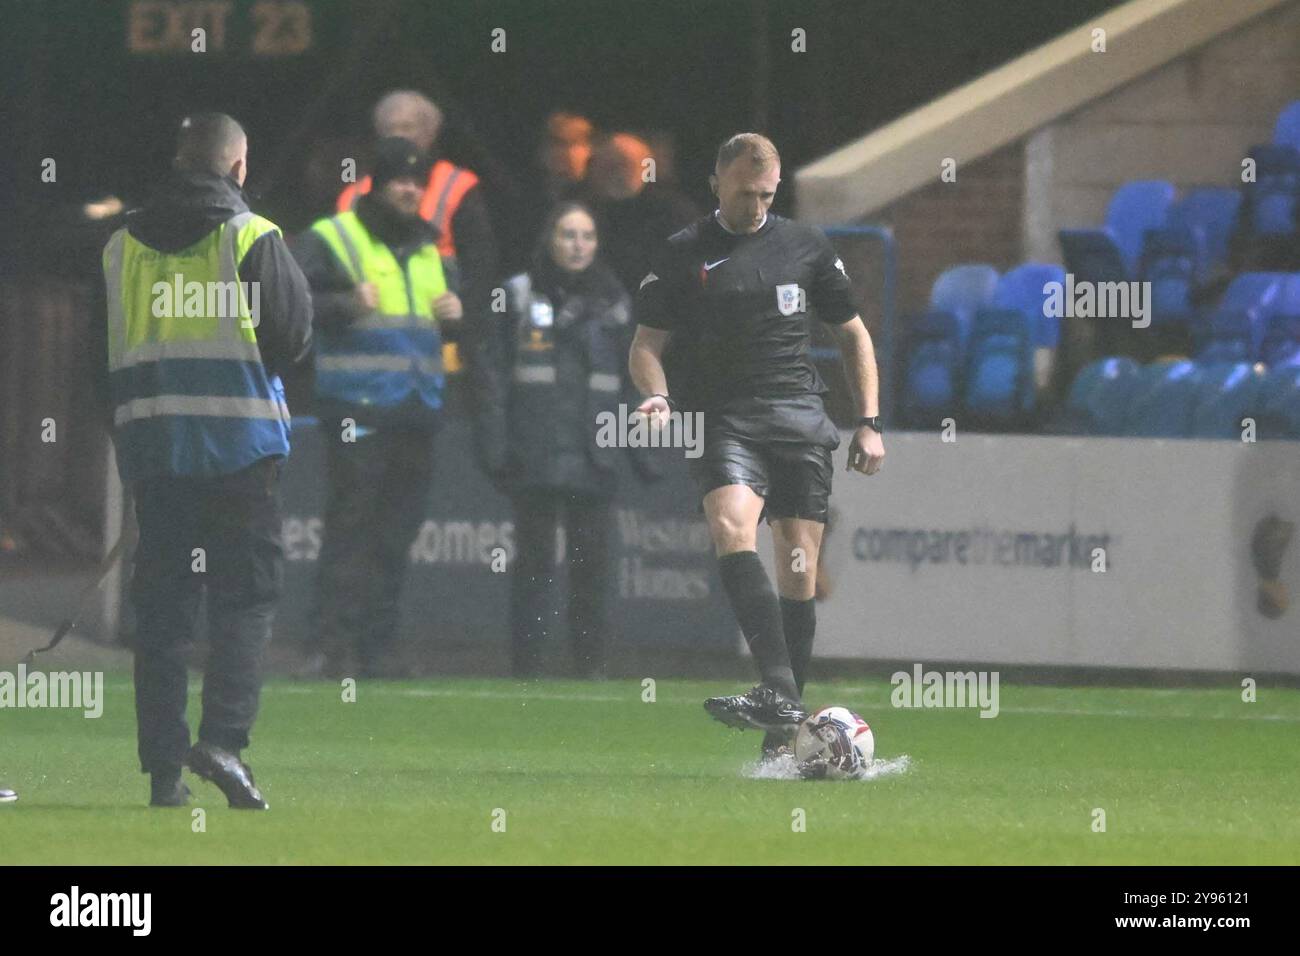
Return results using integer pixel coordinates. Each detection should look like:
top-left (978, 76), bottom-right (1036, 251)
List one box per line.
top-left (717, 551), bottom-right (797, 700)
top-left (781, 597), bottom-right (816, 695)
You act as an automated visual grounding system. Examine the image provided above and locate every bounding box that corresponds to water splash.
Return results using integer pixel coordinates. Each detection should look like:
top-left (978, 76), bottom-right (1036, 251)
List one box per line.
top-left (744, 753), bottom-right (911, 781)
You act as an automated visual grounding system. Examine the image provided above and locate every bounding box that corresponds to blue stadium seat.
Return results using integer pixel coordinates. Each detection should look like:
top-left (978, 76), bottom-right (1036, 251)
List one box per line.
top-left (1194, 272), bottom-right (1287, 361)
top-left (1274, 100), bottom-right (1300, 152)
top-left (1278, 272), bottom-right (1300, 311)
top-left (1140, 225), bottom-right (1201, 326)
top-left (1141, 189), bottom-right (1245, 323)
top-left (1108, 180), bottom-right (1178, 271)
top-left (1060, 180), bottom-right (1176, 281)
top-left (1256, 363), bottom-right (1300, 439)
top-left (963, 308), bottom-right (1034, 426)
top-left (1196, 311), bottom-right (1260, 365)
top-left (1261, 275), bottom-right (1300, 366)
top-left (1260, 314), bottom-right (1300, 367)
top-left (1167, 187), bottom-right (1242, 274)
top-left (1066, 356), bottom-right (1142, 435)
top-left (1220, 272), bottom-right (1286, 312)
top-left (992, 262), bottom-right (1065, 348)
top-left (1123, 360), bottom-right (1203, 437)
top-left (899, 311), bottom-right (964, 428)
top-left (1190, 362), bottom-right (1264, 439)
top-left (930, 264), bottom-right (999, 346)
top-left (1242, 144), bottom-right (1300, 237)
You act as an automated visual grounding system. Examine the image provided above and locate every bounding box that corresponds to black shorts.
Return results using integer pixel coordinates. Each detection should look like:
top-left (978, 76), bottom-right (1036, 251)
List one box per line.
top-left (689, 437), bottom-right (834, 523)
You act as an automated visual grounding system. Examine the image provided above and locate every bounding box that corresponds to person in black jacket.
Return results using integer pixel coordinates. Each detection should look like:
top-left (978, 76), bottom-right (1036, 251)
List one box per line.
top-left (100, 113), bottom-right (313, 809)
top-left (479, 201), bottom-right (659, 678)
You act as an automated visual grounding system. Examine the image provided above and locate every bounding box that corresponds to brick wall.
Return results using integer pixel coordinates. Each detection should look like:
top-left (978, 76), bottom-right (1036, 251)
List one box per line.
top-left (872, 142), bottom-right (1026, 313)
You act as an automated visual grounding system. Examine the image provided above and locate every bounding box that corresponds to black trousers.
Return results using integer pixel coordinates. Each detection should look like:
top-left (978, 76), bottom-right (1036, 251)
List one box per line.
top-left (131, 456), bottom-right (284, 777)
top-left (510, 489), bottom-right (612, 678)
top-left (309, 425), bottom-right (436, 666)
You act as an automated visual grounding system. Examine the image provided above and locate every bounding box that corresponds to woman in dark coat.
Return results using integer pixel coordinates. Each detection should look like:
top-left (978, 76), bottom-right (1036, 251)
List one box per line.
top-left (478, 201), bottom-right (659, 677)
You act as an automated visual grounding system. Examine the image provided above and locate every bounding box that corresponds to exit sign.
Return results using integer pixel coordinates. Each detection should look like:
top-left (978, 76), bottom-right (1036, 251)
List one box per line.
top-left (126, 0), bottom-right (313, 56)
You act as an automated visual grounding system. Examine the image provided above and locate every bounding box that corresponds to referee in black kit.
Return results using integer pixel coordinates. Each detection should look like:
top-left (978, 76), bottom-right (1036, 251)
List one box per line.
top-left (629, 133), bottom-right (884, 758)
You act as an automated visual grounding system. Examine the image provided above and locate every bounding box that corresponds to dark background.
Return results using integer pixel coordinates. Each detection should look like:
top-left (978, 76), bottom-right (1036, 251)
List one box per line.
top-left (1, 0), bottom-right (1123, 259)
top-left (0, 0), bottom-right (1125, 564)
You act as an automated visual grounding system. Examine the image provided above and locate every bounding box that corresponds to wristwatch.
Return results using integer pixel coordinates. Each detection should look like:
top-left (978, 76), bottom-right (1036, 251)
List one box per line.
top-left (858, 416), bottom-right (883, 434)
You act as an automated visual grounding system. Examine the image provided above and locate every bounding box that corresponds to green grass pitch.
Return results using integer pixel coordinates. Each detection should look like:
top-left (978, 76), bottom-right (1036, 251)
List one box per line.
top-left (2, 675), bottom-right (1298, 865)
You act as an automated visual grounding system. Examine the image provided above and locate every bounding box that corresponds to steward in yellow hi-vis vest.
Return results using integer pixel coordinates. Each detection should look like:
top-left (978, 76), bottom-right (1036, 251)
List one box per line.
top-left (308, 205), bottom-right (447, 408)
top-left (99, 113), bottom-right (312, 810)
top-left (335, 90), bottom-right (502, 400)
top-left (104, 209), bottom-right (291, 481)
top-left (292, 137), bottom-right (464, 678)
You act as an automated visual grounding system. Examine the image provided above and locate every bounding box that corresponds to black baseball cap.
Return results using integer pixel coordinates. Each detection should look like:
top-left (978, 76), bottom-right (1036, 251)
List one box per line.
top-left (371, 136), bottom-right (432, 187)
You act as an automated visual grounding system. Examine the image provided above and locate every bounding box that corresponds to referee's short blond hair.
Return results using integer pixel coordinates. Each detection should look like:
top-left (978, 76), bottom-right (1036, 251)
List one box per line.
top-left (715, 133), bottom-right (780, 174)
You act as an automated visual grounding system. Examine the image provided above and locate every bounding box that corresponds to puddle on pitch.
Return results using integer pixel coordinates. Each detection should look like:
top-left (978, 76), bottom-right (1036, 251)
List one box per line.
top-left (743, 753), bottom-right (912, 781)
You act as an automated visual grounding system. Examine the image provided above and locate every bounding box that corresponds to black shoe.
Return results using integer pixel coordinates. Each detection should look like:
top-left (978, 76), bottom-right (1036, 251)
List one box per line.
top-left (760, 732), bottom-right (794, 763)
top-left (704, 684), bottom-right (807, 734)
top-left (149, 777), bottom-right (191, 808)
top-left (186, 742), bottom-right (269, 810)
top-left (0, 786), bottom-right (16, 804)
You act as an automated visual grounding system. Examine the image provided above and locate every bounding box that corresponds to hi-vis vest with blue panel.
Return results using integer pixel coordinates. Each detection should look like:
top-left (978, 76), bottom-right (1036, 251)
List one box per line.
top-left (310, 211), bottom-right (447, 410)
top-left (103, 212), bottom-right (291, 482)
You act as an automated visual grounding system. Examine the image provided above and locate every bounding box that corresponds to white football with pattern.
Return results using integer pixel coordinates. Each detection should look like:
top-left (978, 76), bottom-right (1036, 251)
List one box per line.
top-left (794, 706), bottom-right (875, 779)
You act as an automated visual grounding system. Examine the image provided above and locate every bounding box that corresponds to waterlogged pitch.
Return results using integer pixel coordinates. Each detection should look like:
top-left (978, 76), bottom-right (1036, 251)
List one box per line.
top-left (2, 676), bottom-right (1297, 865)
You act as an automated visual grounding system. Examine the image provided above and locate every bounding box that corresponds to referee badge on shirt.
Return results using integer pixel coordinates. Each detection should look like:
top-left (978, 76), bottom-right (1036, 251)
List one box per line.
top-left (776, 283), bottom-right (806, 315)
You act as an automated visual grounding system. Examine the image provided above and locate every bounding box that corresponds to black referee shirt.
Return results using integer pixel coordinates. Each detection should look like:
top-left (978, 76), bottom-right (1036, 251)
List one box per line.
top-left (635, 211), bottom-right (857, 446)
